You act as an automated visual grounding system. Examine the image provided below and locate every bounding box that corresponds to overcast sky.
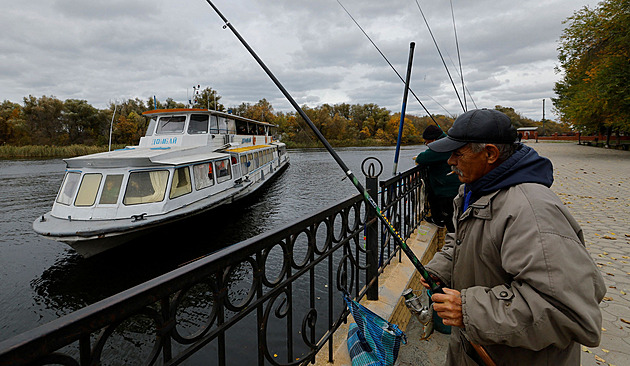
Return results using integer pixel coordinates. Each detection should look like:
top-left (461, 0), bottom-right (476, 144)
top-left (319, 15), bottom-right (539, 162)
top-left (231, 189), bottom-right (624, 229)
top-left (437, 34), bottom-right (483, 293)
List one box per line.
top-left (1, 0), bottom-right (599, 121)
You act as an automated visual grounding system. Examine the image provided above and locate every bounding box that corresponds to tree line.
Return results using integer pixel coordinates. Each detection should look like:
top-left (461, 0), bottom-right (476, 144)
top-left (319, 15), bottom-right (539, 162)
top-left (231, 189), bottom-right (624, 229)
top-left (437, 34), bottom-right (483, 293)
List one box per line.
top-left (553, 0), bottom-right (629, 142)
top-left (0, 88), bottom-right (567, 150)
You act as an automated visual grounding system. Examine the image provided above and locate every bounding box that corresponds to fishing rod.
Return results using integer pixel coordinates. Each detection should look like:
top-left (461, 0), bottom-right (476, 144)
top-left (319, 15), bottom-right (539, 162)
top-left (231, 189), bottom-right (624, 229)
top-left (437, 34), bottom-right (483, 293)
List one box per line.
top-left (414, 0), bottom-right (466, 113)
top-left (392, 42), bottom-right (415, 176)
top-left (202, 0), bottom-right (443, 295)
top-left (449, 0), bottom-right (466, 111)
top-left (336, 0), bottom-right (446, 131)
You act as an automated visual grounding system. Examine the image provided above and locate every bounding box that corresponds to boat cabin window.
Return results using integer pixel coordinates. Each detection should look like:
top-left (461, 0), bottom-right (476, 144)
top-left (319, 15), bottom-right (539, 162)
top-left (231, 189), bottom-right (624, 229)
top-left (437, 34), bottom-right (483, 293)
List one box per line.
top-left (170, 167), bottom-right (192, 199)
top-left (247, 153), bottom-right (254, 171)
top-left (99, 174), bottom-right (123, 204)
top-left (75, 174), bottom-right (103, 207)
top-left (156, 116), bottom-right (186, 134)
top-left (226, 119), bottom-right (235, 134)
top-left (214, 158), bottom-right (232, 183)
top-left (57, 172), bottom-right (81, 206)
top-left (254, 152), bottom-right (260, 169)
top-left (209, 115), bottom-right (219, 133)
top-left (240, 155), bottom-right (249, 174)
top-left (145, 119), bottom-right (157, 136)
top-left (193, 163), bottom-right (214, 190)
top-left (236, 120), bottom-right (248, 135)
top-left (188, 114), bottom-right (209, 134)
top-left (123, 170), bottom-right (169, 205)
top-left (217, 117), bottom-right (228, 134)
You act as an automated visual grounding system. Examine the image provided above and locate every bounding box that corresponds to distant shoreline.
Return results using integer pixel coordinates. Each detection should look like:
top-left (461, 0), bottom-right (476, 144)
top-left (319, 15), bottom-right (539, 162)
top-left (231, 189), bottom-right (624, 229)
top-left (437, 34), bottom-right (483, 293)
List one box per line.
top-left (2, 139), bottom-right (626, 160)
top-left (0, 145), bottom-right (125, 159)
top-left (0, 140), bottom-right (396, 159)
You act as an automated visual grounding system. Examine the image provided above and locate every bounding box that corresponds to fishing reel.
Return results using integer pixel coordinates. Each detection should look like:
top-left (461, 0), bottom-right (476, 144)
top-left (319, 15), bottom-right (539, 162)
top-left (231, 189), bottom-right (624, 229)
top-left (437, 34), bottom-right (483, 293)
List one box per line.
top-left (402, 288), bottom-right (434, 340)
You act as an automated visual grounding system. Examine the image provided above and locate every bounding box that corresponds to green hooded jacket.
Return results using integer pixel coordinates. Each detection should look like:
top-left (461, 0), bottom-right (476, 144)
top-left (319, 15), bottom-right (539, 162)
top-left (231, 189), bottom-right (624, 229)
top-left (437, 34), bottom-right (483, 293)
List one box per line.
top-left (415, 147), bottom-right (460, 198)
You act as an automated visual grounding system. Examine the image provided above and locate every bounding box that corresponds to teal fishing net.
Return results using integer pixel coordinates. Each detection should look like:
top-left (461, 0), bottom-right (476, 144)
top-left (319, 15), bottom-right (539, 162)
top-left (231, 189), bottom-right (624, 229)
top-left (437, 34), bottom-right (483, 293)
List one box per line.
top-left (343, 291), bottom-right (407, 366)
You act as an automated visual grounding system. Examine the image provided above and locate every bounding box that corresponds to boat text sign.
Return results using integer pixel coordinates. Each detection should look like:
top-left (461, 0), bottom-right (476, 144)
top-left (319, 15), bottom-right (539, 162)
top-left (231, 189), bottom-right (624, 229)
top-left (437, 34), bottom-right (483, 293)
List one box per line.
top-left (150, 136), bottom-right (180, 147)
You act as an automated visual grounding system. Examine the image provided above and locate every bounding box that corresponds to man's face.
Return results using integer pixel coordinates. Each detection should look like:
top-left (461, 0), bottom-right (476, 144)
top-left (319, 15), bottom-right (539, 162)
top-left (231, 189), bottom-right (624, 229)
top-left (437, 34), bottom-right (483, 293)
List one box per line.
top-left (447, 144), bottom-right (492, 184)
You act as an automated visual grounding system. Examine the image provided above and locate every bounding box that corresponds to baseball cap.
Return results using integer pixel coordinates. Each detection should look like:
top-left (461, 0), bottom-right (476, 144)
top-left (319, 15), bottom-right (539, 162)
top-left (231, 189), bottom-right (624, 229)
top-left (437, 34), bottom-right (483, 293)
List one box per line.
top-left (427, 108), bottom-right (517, 153)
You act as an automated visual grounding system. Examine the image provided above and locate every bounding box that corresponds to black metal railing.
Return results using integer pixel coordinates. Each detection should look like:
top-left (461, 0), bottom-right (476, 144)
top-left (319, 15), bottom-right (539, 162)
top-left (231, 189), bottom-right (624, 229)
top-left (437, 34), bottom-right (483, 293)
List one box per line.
top-left (379, 164), bottom-right (425, 267)
top-left (0, 161), bottom-right (425, 366)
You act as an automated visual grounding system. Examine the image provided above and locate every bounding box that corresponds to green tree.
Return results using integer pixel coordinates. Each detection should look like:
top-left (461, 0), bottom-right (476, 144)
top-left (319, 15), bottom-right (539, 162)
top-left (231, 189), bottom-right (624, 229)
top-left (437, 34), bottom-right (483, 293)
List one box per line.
top-left (112, 111), bottom-right (146, 145)
top-left (553, 0), bottom-right (630, 141)
top-left (22, 95), bottom-right (64, 145)
top-left (235, 98), bottom-right (276, 122)
top-left (62, 99), bottom-right (106, 145)
top-left (0, 100), bottom-right (24, 145)
top-left (190, 87), bottom-right (224, 111)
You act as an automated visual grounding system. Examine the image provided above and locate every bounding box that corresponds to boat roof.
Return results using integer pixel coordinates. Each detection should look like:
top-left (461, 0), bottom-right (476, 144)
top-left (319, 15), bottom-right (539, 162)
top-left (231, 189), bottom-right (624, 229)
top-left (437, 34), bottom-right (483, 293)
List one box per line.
top-left (64, 141), bottom-right (284, 169)
top-left (142, 108), bottom-right (277, 127)
top-left (226, 145), bottom-right (273, 153)
top-left (64, 146), bottom-right (229, 169)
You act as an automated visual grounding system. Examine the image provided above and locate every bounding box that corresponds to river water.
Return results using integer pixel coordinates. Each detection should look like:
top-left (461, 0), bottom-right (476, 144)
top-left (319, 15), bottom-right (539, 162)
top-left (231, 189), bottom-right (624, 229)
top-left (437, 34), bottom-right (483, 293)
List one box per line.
top-left (0, 145), bottom-right (423, 359)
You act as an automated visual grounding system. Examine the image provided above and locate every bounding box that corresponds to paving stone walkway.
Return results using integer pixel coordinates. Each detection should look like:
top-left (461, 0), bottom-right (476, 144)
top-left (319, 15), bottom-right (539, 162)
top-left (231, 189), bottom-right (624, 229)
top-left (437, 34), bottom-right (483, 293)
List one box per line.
top-left (396, 142), bottom-right (630, 366)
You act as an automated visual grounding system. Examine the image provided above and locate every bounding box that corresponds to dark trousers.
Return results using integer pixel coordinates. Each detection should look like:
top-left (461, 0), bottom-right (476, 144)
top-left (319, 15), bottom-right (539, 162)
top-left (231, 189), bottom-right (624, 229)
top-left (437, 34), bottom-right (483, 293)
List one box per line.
top-left (428, 194), bottom-right (455, 233)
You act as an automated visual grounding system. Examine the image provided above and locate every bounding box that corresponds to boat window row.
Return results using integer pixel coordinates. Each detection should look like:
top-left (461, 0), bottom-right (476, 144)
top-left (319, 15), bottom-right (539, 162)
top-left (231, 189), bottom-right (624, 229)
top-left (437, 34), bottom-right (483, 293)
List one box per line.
top-left (145, 114), bottom-right (230, 136)
top-left (144, 114), bottom-right (276, 137)
top-left (240, 147), bottom-right (277, 175)
top-left (235, 120), bottom-right (269, 136)
top-left (56, 157), bottom-right (235, 208)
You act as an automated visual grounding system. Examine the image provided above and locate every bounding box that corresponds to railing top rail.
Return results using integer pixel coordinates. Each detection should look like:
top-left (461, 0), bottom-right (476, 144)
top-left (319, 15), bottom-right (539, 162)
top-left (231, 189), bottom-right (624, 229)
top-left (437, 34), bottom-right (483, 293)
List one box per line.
top-left (379, 164), bottom-right (422, 187)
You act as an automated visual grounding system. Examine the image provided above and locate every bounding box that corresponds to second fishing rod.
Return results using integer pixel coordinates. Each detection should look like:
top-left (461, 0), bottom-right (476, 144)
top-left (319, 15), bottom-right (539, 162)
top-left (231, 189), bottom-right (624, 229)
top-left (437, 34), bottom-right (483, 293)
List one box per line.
top-left (203, 0), bottom-right (443, 296)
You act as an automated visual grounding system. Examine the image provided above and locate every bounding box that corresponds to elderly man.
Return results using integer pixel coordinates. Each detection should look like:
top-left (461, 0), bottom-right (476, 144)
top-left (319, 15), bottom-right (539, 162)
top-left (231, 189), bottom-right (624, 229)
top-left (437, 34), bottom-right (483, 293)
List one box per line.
top-left (420, 109), bottom-right (605, 365)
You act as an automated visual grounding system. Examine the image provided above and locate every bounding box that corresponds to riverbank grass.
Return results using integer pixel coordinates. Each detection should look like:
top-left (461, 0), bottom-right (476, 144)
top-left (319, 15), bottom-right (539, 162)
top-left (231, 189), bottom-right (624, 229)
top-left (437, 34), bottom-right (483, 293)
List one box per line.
top-left (0, 145), bottom-right (125, 159)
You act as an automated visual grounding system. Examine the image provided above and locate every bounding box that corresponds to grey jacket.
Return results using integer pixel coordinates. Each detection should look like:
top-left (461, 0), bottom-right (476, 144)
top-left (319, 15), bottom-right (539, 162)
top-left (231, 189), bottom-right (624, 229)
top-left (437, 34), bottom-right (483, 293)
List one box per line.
top-left (425, 146), bottom-right (606, 365)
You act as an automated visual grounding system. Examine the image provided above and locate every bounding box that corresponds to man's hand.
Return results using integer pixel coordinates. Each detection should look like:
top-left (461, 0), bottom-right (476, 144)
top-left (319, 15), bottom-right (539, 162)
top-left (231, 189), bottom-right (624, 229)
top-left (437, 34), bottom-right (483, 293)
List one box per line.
top-left (431, 288), bottom-right (464, 328)
top-left (419, 273), bottom-right (441, 289)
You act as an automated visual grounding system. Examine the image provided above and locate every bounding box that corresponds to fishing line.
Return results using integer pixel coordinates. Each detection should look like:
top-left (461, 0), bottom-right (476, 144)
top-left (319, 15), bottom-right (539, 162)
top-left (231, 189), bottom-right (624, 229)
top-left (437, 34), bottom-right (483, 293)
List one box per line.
top-left (203, 0), bottom-right (444, 295)
top-left (443, 50), bottom-right (478, 109)
top-left (414, 0), bottom-right (466, 113)
top-left (424, 93), bottom-right (455, 118)
top-left (336, 0), bottom-right (446, 131)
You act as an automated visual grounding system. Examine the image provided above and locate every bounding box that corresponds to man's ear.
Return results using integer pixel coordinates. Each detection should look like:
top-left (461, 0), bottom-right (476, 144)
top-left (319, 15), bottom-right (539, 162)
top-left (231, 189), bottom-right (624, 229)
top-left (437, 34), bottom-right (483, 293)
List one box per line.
top-left (485, 144), bottom-right (501, 164)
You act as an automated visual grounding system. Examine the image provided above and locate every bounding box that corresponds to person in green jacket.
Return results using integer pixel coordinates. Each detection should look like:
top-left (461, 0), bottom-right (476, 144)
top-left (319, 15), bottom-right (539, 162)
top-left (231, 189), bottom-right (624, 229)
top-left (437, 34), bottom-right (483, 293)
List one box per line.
top-left (415, 125), bottom-right (461, 232)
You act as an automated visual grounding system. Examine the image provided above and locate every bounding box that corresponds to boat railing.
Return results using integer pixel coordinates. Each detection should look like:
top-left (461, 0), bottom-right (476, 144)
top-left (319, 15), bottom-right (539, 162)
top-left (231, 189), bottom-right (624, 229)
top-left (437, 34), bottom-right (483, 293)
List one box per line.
top-left (0, 160), bottom-right (426, 366)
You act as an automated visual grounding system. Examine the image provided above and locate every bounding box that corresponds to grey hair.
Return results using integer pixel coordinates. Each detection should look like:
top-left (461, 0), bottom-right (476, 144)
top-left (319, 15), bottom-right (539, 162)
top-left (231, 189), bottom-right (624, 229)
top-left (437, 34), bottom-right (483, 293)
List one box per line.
top-left (469, 142), bottom-right (519, 162)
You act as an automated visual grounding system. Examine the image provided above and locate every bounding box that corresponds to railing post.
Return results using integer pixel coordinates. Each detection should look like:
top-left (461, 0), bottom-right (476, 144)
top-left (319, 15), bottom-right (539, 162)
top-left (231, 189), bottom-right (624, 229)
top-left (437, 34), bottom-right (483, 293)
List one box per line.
top-left (362, 158), bottom-right (382, 301)
top-left (366, 174), bottom-right (378, 300)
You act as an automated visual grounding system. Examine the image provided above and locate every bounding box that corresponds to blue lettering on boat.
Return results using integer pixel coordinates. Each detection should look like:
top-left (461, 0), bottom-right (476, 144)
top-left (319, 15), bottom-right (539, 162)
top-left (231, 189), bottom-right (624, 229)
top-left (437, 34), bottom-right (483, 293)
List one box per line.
top-left (241, 137), bottom-right (252, 143)
top-left (152, 137), bottom-right (178, 146)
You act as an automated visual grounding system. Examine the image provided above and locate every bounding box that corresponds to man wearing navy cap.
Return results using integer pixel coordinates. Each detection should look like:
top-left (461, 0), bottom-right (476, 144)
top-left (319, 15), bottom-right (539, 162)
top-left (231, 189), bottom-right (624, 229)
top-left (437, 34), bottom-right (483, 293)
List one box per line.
top-left (420, 109), bottom-right (605, 365)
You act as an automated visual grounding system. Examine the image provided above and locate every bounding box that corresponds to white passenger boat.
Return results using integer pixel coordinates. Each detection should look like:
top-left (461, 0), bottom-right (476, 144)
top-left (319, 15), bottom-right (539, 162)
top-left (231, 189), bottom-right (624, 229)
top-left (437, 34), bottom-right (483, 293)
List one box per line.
top-left (33, 108), bottom-right (289, 257)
